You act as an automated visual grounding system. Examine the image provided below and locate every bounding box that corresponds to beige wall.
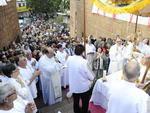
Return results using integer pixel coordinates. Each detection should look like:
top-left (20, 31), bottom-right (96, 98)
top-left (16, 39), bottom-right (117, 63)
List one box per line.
top-left (70, 0), bottom-right (150, 39)
top-left (0, 0), bottom-right (20, 48)
top-left (70, 0), bottom-right (84, 38)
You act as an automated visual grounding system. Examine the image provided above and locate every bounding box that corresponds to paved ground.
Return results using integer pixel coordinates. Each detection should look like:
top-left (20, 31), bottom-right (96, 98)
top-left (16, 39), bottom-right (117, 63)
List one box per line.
top-left (35, 89), bottom-right (74, 113)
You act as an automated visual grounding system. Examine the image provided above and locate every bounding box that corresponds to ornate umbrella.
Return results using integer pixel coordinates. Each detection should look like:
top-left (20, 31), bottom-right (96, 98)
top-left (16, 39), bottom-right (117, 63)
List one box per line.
top-left (92, 0), bottom-right (150, 32)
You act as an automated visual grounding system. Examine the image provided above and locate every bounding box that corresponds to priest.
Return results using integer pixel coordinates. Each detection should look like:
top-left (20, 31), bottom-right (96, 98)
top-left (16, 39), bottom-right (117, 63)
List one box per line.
top-left (108, 36), bottom-right (124, 74)
top-left (55, 44), bottom-right (68, 88)
top-left (38, 47), bottom-right (62, 105)
top-left (16, 55), bottom-right (40, 99)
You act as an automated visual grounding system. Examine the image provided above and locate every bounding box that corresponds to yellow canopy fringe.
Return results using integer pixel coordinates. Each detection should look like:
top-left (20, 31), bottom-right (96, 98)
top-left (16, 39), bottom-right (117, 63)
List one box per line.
top-left (93, 0), bottom-right (150, 14)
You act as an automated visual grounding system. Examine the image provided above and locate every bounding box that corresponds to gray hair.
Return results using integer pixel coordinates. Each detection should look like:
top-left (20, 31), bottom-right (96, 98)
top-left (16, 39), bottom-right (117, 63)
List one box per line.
top-left (0, 82), bottom-right (15, 103)
top-left (123, 59), bottom-right (140, 81)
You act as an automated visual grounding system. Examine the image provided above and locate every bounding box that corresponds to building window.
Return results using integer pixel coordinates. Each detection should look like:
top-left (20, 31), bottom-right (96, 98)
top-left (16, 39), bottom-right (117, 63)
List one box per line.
top-left (18, 3), bottom-right (21, 7)
top-left (23, 3), bottom-right (25, 6)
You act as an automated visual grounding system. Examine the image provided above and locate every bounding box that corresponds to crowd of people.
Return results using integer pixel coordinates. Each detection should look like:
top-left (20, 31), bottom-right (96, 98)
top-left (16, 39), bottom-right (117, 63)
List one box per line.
top-left (0, 15), bottom-right (150, 113)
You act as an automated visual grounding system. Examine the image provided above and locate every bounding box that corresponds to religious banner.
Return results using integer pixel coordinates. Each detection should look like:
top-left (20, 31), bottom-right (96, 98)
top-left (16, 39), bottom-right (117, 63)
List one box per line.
top-left (92, 2), bottom-right (150, 26)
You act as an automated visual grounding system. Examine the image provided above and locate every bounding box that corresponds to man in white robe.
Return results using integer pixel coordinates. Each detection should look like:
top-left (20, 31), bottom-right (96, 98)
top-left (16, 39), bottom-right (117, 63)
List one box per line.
top-left (55, 44), bottom-right (68, 88)
top-left (86, 39), bottom-right (96, 70)
top-left (138, 41), bottom-right (150, 56)
top-left (108, 37), bottom-right (124, 74)
top-left (107, 59), bottom-right (150, 113)
top-left (39, 47), bottom-right (62, 105)
top-left (16, 55), bottom-right (40, 99)
top-left (26, 52), bottom-right (39, 71)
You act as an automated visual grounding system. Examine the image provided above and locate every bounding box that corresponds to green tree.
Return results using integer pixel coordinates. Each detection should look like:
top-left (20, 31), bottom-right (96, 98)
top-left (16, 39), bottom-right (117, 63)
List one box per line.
top-left (59, 0), bottom-right (70, 12)
top-left (26, 0), bottom-right (62, 14)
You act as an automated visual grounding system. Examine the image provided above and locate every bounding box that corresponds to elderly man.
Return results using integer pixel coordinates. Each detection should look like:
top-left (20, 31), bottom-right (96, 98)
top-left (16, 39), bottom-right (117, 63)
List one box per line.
top-left (108, 36), bottom-right (124, 74)
top-left (0, 82), bottom-right (36, 113)
top-left (16, 55), bottom-right (40, 99)
top-left (38, 47), bottom-right (62, 105)
top-left (107, 59), bottom-right (150, 113)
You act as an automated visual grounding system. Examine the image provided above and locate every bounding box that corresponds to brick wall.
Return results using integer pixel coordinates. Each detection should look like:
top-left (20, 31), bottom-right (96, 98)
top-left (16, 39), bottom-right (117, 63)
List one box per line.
top-left (70, 0), bottom-right (150, 39)
top-left (0, 0), bottom-right (20, 48)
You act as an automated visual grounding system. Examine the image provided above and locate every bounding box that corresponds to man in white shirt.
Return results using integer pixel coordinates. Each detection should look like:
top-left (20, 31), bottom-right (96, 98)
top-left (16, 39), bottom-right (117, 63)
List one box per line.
top-left (66, 44), bottom-right (94, 113)
top-left (108, 36), bottom-right (124, 74)
top-left (107, 59), bottom-right (150, 113)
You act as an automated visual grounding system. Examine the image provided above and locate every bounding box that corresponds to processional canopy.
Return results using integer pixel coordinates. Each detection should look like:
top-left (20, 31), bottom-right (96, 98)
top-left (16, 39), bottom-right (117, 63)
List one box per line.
top-left (93, 0), bottom-right (150, 14)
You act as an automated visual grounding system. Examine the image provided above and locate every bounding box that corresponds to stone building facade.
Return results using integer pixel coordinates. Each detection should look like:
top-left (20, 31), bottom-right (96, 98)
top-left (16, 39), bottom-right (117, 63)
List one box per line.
top-left (0, 0), bottom-right (20, 48)
top-left (70, 0), bottom-right (150, 39)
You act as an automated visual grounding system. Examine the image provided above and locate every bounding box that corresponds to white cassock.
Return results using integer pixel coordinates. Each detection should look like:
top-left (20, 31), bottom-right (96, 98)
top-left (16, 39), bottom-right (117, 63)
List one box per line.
top-left (0, 96), bottom-right (28, 113)
top-left (138, 42), bottom-right (150, 56)
top-left (27, 58), bottom-right (39, 83)
top-left (108, 44), bottom-right (124, 74)
top-left (38, 55), bottom-right (62, 105)
top-left (9, 76), bottom-right (34, 102)
top-left (106, 80), bottom-right (150, 113)
top-left (123, 42), bottom-right (144, 62)
top-left (55, 50), bottom-right (68, 88)
top-left (19, 66), bottom-right (37, 99)
top-left (123, 42), bottom-right (133, 59)
top-left (0, 75), bottom-right (9, 83)
top-left (86, 43), bottom-right (96, 70)
top-left (27, 58), bottom-right (39, 71)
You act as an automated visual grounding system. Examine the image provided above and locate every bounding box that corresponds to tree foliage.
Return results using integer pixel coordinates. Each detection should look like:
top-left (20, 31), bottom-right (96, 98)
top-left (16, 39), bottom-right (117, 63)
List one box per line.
top-left (26, 0), bottom-right (70, 14)
top-left (59, 0), bottom-right (70, 12)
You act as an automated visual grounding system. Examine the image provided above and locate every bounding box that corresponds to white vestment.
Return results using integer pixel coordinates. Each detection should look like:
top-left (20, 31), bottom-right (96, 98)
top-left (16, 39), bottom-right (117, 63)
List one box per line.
top-left (108, 44), bottom-right (124, 74)
top-left (38, 55), bottom-right (62, 105)
top-left (86, 43), bottom-right (96, 70)
top-left (0, 75), bottom-right (9, 83)
top-left (27, 58), bottom-right (39, 71)
top-left (9, 76), bottom-right (34, 102)
top-left (138, 42), bottom-right (150, 55)
top-left (123, 42), bottom-right (133, 59)
top-left (18, 66), bottom-right (37, 99)
top-left (55, 50), bottom-right (68, 88)
top-left (0, 96), bottom-right (28, 113)
top-left (107, 80), bottom-right (150, 113)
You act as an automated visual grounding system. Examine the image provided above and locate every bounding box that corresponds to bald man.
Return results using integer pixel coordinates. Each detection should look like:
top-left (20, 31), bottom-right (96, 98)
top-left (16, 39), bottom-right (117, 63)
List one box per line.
top-left (38, 47), bottom-right (62, 105)
top-left (107, 59), bottom-right (150, 113)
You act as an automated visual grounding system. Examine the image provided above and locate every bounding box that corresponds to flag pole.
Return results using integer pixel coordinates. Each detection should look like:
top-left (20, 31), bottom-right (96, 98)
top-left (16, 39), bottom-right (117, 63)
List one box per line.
top-left (135, 15), bottom-right (139, 33)
top-left (83, 0), bottom-right (86, 50)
